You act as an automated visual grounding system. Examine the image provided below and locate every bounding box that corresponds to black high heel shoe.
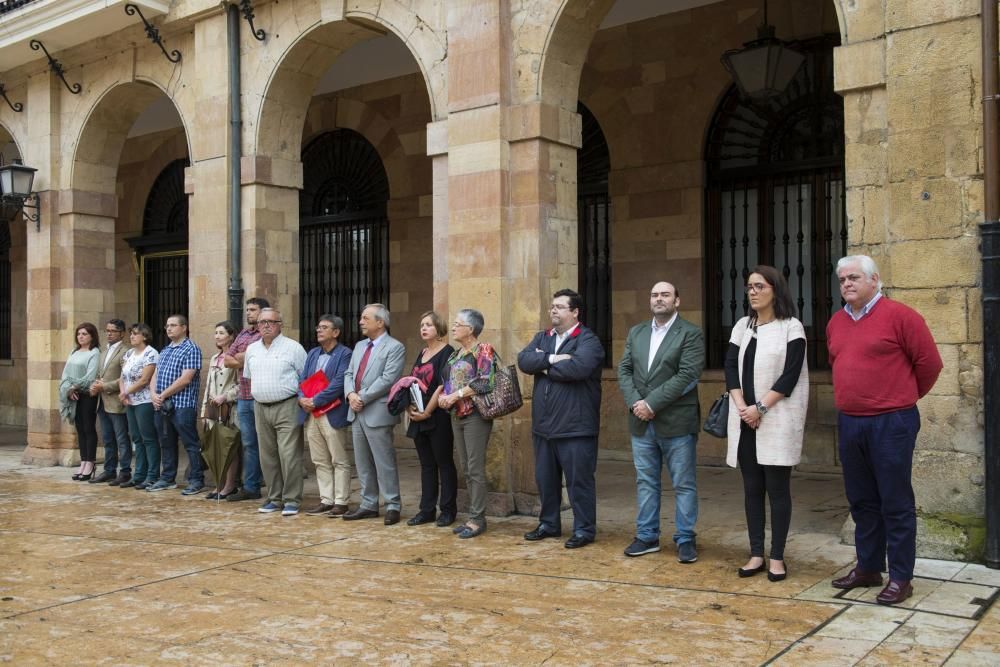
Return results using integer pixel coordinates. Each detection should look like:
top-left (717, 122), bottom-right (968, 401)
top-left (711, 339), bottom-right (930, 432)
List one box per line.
top-left (77, 463), bottom-right (95, 482)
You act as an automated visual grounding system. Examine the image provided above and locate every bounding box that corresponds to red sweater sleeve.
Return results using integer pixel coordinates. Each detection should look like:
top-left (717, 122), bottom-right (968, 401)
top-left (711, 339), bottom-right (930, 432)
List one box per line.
top-left (900, 307), bottom-right (943, 398)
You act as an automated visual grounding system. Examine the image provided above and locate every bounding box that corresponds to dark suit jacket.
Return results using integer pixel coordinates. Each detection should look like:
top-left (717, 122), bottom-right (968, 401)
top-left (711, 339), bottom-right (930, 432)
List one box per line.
top-left (297, 343), bottom-right (352, 428)
top-left (517, 324), bottom-right (604, 439)
top-left (617, 316), bottom-right (705, 437)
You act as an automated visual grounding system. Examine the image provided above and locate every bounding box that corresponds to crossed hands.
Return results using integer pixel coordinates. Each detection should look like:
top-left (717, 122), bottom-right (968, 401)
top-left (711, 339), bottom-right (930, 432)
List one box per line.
top-left (631, 399), bottom-right (655, 422)
top-left (737, 404), bottom-right (761, 430)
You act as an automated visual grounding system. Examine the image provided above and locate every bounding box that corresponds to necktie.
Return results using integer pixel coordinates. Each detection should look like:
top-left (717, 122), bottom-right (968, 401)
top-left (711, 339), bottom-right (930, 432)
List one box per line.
top-left (354, 341), bottom-right (374, 393)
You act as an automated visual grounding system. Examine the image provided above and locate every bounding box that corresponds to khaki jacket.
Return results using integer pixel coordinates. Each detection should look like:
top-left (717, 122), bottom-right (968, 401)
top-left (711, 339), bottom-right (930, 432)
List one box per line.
top-left (95, 342), bottom-right (128, 414)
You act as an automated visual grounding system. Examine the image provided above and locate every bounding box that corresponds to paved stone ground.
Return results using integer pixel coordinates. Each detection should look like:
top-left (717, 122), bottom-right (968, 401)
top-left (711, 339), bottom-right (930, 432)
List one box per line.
top-left (0, 425), bottom-right (997, 665)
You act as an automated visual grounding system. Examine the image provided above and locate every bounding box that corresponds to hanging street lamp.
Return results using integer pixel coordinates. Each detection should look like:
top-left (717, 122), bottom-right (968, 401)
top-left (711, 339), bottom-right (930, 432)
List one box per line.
top-left (721, 0), bottom-right (805, 100)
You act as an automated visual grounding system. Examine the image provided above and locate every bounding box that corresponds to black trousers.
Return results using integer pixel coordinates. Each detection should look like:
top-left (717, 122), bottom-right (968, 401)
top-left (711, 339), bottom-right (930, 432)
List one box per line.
top-left (534, 435), bottom-right (597, 539)
top-left (413, 418), bottom-right (457, 517)
top-left (74, 393), bottom-right (99, 462)
top-left (737, 425), bottom-right (792, 560)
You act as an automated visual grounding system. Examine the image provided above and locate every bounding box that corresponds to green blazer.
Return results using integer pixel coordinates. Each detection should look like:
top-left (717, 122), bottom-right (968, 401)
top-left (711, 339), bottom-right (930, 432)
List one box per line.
top-left (617, 316), bottom-right (705, 437)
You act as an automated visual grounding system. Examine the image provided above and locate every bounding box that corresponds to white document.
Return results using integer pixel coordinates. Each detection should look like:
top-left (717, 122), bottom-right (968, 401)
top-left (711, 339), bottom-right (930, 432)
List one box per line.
top-left (410, 383), bottom-right (425, 413)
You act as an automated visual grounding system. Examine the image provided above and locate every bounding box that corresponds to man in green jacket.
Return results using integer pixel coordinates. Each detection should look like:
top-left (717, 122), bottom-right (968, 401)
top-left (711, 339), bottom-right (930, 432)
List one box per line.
top-left (618, 281), bottom-right (705, 562)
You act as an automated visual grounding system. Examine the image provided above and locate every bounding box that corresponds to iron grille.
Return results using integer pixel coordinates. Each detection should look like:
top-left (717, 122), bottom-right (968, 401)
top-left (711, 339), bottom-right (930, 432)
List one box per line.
top-left (299, 129), bottom-right (390, 350)
top-left (704, 35), bottom-right (844, 370)
top-left (577, 103), bottom-right (612, 364)
top-left (143, 254), bottom-right (188, 352)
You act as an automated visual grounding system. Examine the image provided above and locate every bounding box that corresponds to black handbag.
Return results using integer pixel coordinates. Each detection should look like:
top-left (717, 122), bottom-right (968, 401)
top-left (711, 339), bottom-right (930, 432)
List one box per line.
top-left (702, 392), bottom-right (729, 438)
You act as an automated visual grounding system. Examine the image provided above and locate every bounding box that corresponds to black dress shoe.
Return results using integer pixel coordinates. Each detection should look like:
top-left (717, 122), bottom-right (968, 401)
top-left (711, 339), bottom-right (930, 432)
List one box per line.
top-left (564, 534), bottom-right (594, 549)
top-left (524, 525), bottom-right (561, 541)
top-left (89, 471), bottom-right (116, 484)
top-left (435, 513), bottom-right (456, 527)
top-left (738, 562), bottom-right (767, 578)
top-left (109, 472), bottom-right (131, 487)
top-left (343, 507), bottom-right (379, 521)
top-left (407, 513), bottom-right (435, 526)
top-left (384, 510), bottom-right (401, 525)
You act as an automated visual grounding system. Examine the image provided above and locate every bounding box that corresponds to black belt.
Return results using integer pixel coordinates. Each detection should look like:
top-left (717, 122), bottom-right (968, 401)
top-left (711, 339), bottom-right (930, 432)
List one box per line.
top-left (256, 395), bottom-right (297, 406)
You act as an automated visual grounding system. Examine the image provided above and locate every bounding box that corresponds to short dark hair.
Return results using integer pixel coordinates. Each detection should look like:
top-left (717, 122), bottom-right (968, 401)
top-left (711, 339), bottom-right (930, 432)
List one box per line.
top-left (74, 322), bottom-right (99, 351)
top-left (553, 288), bottom-right (583, 313)
top-left (129, 323), bottom-right (154, 346)
top-left (420, 311), bottom-right (448, 338)
top-left (107, 319), bottom-right (126, 332)
top-left (246, 297), bottom-right (270, 309)
top-left (167, 314), bottom-right (188, 328)
top-left (749, 265), bottom-right (797, 320)
top-left (318, 314), bottom-right (344, 336)
top-left (215, 321), bottom-right (236, 337)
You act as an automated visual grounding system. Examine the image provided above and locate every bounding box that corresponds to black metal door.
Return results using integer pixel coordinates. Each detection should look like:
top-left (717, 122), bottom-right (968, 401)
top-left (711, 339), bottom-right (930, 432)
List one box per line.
top-left (142, 252), bottom-right (188, 351)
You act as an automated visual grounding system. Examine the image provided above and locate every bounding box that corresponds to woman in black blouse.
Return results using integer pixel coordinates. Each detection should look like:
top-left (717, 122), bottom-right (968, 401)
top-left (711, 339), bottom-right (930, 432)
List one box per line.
top-left (724, 265), bottom-right (809, 582)
top-left (406, 311), bottom-right (458, 527)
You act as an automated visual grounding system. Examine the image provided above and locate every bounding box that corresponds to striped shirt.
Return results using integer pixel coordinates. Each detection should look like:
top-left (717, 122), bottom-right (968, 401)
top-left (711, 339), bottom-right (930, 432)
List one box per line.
top-left (243, 334), bottom-right (307, 403)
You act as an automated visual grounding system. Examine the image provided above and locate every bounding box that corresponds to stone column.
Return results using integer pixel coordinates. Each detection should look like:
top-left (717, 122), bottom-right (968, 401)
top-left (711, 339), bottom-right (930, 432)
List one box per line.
top-left (442, 2), bottom-right (582, 514)
top-left (835, 5), bottom-right (986, 557)
top-left (239, 155), bottom-right (303, 341)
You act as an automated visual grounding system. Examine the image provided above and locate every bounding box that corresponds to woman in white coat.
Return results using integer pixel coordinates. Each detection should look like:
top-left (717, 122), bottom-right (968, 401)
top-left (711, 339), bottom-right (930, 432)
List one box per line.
top-left (724, 265), bottom-right (809, 582)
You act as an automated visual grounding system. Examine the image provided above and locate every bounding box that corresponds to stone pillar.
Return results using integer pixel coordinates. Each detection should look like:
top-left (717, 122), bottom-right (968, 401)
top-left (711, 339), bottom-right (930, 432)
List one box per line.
top-left (240, 155), bottom-right (303, 340)
top-left (23, 190), bottom-right (118, 465)
top-left (835, 5), bottom-right (986, 558)
top-left (442, 2), bottom-right (581, 514)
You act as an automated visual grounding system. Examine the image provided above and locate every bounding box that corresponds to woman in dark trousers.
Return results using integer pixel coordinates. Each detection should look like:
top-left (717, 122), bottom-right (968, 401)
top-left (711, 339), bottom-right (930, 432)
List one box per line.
top-left (724, 265), bottom-right (809, 582)
top-left (59, 322), bottom-right (101, 481)
top-left (406, 311), bottom-right (458, 527)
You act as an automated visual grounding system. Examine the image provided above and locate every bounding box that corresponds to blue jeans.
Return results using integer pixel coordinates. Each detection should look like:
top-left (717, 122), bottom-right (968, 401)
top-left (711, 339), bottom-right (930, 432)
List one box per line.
top-left (155, 406), bottom-right (203, 485)
top-left (127, 403), bottom-right (158, 483)
top-left (237, 399), bottom-right (262, 493)
top-left (631, 426), bottom-right (698, 544)
top-left (98, 403), bottom-right (131, 475)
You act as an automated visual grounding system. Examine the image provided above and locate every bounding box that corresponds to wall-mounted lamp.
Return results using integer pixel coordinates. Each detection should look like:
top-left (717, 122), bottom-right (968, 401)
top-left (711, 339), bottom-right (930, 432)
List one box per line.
top-left (720, 0), bottom-right (804, 100)
top-left (0, 161), bottom-right (39, 230)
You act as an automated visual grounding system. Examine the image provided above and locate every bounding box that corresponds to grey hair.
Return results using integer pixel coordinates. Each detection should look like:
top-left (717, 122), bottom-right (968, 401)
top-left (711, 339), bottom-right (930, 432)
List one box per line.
top-left (364, 303), bottom-right (390, 328)
top-left (836, 255), bottom-right (883, 290)
top-left (456, 308), bottom-right (484, 337)
top-left (318, 314), bottom-right (344, 334)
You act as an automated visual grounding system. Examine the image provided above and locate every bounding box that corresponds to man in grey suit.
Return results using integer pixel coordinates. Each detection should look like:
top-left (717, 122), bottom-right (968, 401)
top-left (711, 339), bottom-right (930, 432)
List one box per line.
top-left (342, 303), bottom-right (406, 525)
top-left (618, 281), bottom-right (705, 563)
top-left (89, 319), bottom-right (132, 485)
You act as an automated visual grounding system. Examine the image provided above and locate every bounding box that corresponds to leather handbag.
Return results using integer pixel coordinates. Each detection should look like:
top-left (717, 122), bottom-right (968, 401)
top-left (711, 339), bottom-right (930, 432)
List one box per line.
top-left (702, 392), bottom-right (729, 438)
top-left (472, 353), bottom-right (523, 420)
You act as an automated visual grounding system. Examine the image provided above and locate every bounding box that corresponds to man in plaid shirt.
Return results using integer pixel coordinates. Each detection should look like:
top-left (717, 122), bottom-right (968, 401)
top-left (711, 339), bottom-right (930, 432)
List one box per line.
top-left (148, 314), bottom-right (204, 494)
top-left (224, 297), bottom-right (269, 502)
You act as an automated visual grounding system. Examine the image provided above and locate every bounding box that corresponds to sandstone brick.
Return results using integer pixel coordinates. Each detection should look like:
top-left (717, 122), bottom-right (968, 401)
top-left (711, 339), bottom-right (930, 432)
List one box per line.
top-left (887, 179), bottom-right (964, 240)
top-left (886, 0), bottom-right (979, 32)
top-left (888, 288), bottom-right (968, 344)
top-left (833, 40), bottom-right (885, 94)
top-left (887, 237), bottom-right (980, 288)
top-left (912, 448), bottom-right (984, 517)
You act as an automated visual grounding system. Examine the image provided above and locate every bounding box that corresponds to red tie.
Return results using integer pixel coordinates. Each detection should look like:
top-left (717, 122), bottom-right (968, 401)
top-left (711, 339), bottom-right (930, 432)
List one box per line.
top-left (354, 341), bottom-right (374, 393)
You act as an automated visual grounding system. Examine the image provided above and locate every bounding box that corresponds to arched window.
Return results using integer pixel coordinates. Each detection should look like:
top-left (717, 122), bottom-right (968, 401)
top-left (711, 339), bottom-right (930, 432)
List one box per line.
top-left (299, 129), bottom-right (390, 349)
top-left (577, 103), bottom-right (611, 363)
top-left (128, 158), bottom-right (189, 351)
top-left (704, 35), bottom-right (845, 370)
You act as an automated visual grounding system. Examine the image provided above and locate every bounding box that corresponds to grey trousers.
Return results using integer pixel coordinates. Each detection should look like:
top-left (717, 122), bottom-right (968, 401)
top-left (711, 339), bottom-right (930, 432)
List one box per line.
top-left (352, 420), bottom-right (401, 512)
top-left (453, 412), bottom-right (493, 521)
top-left (254, 396), bottom-right (303, 506)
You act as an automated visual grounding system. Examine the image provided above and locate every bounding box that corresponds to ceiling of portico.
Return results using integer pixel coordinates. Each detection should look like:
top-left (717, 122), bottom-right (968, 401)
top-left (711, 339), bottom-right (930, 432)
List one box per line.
top-left (126, 0), bottom-right (722, 139)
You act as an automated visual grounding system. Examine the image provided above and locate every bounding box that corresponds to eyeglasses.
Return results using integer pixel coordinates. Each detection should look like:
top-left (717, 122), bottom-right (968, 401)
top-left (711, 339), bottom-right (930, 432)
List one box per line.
top-left (549, 304), bottom-right (571, 311)
top-left (746, 283), bottom-right (771, 294)
top-left (315, 324), bottom-right (333, 331)
top-left (453, 322), bottom-right (471, 329)
top-left (105, 329), bottom-right (122, 334)
top-left (258, 320), bottom-right (281, 327)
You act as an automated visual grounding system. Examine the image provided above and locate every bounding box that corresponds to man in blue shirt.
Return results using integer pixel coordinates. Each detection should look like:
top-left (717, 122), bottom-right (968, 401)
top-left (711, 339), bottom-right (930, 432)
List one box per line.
top-left (149, 314), bottom-right (204, 494)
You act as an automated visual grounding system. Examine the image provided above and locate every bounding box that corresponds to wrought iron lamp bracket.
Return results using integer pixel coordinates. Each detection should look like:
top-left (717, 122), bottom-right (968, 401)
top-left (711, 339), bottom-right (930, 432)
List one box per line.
top-left (19, 193), bottom-right (40, 231)
top-left (239, 0), bottom-right (267, 41)
top-left (29, 40), bottom-right (81, 95)
top-left (0, 84), bottom-right (23, 112)
top-left (125, 4), bottom-right (182, 63)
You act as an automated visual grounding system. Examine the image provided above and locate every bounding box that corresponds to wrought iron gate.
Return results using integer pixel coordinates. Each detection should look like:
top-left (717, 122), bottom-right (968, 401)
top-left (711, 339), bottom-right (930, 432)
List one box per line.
top-left (141, 251), bottom-right (188, 351)
top-left (299, 130), bottom-right (390, 349)
top-left (577, 103), bottom-right (612, 363)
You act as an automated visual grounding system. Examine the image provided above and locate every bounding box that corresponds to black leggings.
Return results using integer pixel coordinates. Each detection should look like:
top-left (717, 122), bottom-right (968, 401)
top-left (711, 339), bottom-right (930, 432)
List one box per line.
top-left (74, 393), bottom-right (99, 463)
top-left (413, 416), bottom-right (457, 517)
top-left (738, 425), bottom-right (792, 560)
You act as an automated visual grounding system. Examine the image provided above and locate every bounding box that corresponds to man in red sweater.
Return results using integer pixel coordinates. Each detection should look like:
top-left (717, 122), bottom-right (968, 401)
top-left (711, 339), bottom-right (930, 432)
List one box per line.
top-left (827, 255), bottom-right (943, 605)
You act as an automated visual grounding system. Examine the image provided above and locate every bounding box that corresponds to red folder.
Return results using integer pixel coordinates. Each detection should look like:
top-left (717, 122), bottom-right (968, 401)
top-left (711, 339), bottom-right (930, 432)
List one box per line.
top-left (300, 369), bottom-right (342, 418)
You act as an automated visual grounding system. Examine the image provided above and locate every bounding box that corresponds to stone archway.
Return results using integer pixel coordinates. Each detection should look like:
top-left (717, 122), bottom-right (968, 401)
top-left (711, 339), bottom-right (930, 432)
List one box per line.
top-left (0, 123), bottom-right (26, 428)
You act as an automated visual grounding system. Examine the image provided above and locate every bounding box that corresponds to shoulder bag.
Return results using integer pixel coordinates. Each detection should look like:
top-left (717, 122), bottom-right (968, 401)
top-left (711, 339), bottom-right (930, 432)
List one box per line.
top-left (471, 350), bottom-right (523, 419)
top-left (702, 392), bottom-right (728, 438)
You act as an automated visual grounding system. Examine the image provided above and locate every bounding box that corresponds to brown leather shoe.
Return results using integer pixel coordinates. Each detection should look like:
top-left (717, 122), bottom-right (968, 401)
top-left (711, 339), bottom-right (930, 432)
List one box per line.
top-left (327, 504), bottom-right (349, 517)
top-left (305, 503), bottom-right (334, 516)
top-left (384, 509), bottom-right (400, 525)
top-left (342, 507), bottom-right (378, 521)
top-left (876, 579), bottom-right (913, 605)
top-left (831, 568), bottom-right (883, 590)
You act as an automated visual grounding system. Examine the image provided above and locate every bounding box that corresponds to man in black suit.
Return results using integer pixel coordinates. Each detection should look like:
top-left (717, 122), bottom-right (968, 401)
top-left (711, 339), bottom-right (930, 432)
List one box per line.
top-left (517, 288), bottom-right (605, 549)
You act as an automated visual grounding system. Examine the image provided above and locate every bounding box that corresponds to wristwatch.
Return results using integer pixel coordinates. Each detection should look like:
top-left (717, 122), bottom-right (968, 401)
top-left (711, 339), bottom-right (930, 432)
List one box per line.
top-left (755, 401), bottom-right (768, 415)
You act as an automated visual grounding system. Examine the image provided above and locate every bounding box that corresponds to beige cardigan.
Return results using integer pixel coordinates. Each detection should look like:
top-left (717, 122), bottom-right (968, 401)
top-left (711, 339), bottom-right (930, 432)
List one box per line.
top-left (726, 316), bottom-right (809, 467)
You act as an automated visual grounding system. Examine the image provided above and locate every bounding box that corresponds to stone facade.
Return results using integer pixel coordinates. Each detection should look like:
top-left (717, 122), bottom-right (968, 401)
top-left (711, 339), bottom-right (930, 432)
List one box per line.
top-left (0, 0), bottom-right (990, 555)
